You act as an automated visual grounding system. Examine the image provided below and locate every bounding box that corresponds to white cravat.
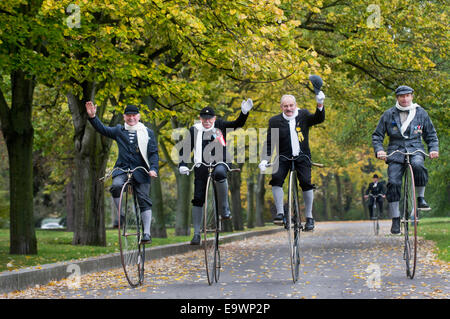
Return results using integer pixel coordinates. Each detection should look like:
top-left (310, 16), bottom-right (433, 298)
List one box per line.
top-left (282, 108), bottom-right (300, 156)
top-left (124, 122), bottom-right (150, 168)
top-left (193, 122), bottom-right (215, 165)
top-left (395, 101), bottom-right (418, 137)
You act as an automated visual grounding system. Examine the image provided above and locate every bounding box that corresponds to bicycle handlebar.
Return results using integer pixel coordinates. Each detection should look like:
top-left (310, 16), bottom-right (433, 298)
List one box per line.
top-left (99, 166), bottom-right (151, 182)
top-left (187, 162), bottom-right (240, 173)
top-left (266, 154), bottom-right (324, 168)
top-left (367, 193), bottom-right (384, 198)
top-left (384, 149), bottom-right (430, 158)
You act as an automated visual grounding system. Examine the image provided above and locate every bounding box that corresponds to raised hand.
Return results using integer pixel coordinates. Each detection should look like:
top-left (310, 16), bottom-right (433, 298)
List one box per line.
top-left (85, 101), bottom-right (97, 118)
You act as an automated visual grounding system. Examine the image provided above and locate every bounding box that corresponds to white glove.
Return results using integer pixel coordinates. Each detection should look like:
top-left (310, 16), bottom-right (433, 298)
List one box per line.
top-left (258, 160), bottom-right (268, 172)
top-left (315, 91), bottom-right (325, 104)
top-left (241, 98), bottom-right (253, 114)
top-left (179, 166), bottom-right (190, 175)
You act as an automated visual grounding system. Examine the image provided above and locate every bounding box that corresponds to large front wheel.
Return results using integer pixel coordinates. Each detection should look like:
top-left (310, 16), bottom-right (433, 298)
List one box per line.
top-left (287, 171), bottom-right (301, 283)
top-left (118, 182), bottom-right (145, 287)
top-left (401, 164), bottom-right (417, 279)
top-left (203, 177), bottom-right (219, 285)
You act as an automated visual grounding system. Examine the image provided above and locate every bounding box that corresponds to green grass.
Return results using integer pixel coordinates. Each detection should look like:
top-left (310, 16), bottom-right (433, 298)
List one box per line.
top-left (418, 217), bottom-right (450, 262)
top-left (0, 225), bottom-right (275, 273)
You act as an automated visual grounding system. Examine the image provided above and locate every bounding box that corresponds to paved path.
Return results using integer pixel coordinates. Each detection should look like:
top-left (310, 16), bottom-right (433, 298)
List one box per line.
top-left (2, 221), bottom-right (449, 300)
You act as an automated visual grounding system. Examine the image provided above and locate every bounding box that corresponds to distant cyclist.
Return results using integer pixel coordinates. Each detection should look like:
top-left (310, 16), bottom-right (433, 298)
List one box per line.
top-left (364, 174), bottom-right (386, 220)
top-left (86, 101), bottom-right (159, 243)
top-left (259, 92), bottom-right (325, 231)
top-left (372, 85), bottom-right (439, 234)
top-left (178, 100), bottom-right (253, 245)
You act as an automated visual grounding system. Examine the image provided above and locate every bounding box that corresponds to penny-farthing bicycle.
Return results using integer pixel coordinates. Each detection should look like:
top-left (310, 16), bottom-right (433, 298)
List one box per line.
top-left (385, 150), bottom-right (430, 279)
top-left (188, 162), bottom-right (239, 285)
top-left (101, 166), bottom-right (150, 287)
top-left (266, 154), bottom-right (323, 283)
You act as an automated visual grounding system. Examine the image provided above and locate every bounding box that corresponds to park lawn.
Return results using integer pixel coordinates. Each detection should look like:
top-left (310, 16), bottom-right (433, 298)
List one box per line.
top-left (418, 217), bottom-right (450, 262)
top-left (0, 225), bottom-right (275, 273)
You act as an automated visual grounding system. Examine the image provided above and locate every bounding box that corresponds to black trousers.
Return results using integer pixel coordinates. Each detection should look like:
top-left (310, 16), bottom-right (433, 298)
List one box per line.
top-left (386, 154), bottom-right (428, 203)
top-left (192, 164), bottom-right (228, 207)
top-left (110, 173), bottom-right (152, 211)
top-left (269, 155), bottom-right (314, 192)
top-left (368, 197), bottom-right (384, 217)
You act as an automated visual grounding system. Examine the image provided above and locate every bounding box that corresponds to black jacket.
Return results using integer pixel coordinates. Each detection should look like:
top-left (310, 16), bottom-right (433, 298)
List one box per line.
top-left (88, 116), bottom-right (159, 184)
top-left (264, 107), bottom-right (325, 159)
top-left (366, 182), bottom-right (386, 196)
top-left (372, 106), bottom-right (439, 163)
top-left (179, 111), bottom-right (249, 167)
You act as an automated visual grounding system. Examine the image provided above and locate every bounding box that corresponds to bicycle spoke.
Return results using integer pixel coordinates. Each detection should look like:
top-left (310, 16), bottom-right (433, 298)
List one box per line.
top-left (287, 171), bottom-right (301, 283)
top-left (118, 183), bottom-right (144, 287)
top-left (401, 165), bottom-right (417, 279)
top-left (204, 178), bottom-right (218, 285)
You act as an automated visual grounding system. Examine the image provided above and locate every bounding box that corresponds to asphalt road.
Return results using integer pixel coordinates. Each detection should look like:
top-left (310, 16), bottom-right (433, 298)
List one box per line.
top-left (3, 221), bottom-right (449, 300)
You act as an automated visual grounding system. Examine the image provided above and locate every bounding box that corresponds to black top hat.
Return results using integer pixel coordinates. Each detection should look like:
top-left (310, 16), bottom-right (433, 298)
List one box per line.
top-left (373, 174), bottom-right (379, 178)
top-left (199, 106), bottom-right (215, 119)
top-left (395, 85), bottom-right (414, 96)
top-left (124, 105), bottom-right (139, 114)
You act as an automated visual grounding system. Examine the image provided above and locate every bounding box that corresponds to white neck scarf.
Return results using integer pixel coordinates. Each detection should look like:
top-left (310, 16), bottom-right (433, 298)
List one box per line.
top-left (193, 122), bottom-right (215, 165)
top-left (124, 122), bottom-right (150, 169)
top-left (395, 101), bottom-right (418, 137)
top-left (282, 108), bottom-right (300, 156)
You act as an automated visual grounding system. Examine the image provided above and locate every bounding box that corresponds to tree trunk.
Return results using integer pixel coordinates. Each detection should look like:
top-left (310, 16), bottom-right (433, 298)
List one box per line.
top-left (65, 181), bottom-right (75, 231)
top-left (175, 174), bottom-right (192, 236)
top-left (0, 70), bottom-right (37, 254)
top-left (361, 186), bottom-right (368, 219)
top-left (146, 120), bottom-right (166, 238)
top-left (334, 173), bottom-right (343, 219)
top-left (320, 173), bottom-right (331, 220)
top-left (158, 133), bottom-right (191, 236)
top-left (229, 164), bottom-right (244, 231)
top-left (247, 174), bottom-right (255, 228)
top-left (67, 82), bottom-right (118, 246)
top-left (255, 173), bottom-right (266, 226)
top-left (150, 175), bottom-right (167, 237)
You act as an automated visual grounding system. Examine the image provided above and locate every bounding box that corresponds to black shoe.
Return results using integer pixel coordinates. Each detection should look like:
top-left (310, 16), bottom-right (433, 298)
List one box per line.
top-left (221, 208), bottom-right (232, 220)
top-left (273, 213), bottom-right (284, 225)
top-left (417, 197), bottom-right (431, 211)
top-left (141, 233), bottom-right (152, 244)
top-left (190, 234), bottom-right (201, 245)
top-left (304, 218), bottom-right (315, 231)
top-left (391, 217), bottom-right (401, 234)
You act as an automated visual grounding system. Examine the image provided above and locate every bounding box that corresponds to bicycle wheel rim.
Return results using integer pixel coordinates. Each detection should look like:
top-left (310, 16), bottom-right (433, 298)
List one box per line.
top-left (401, 165), bottom-right (417, 279)
top-left (288, 171), bottom-right (301, 283)
top-left (203, 177), bottom-right (218, 285)
top-left (118, 182), bottom-right (144, 287)
top-left (215, 239), bottom-right (221, 283)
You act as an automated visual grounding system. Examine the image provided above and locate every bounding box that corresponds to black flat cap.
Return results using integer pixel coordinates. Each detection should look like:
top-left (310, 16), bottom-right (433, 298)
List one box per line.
top-left (199, 106), bottom-right (215, 119)
top-left (124, 105), bottom-right (139, 114)
top-left (395, 85), bottom-right (414, 96)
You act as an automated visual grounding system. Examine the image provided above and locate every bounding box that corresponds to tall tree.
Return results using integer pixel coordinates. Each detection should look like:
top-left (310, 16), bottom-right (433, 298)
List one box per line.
top-left (0, 0), bottom-right (65, 254)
